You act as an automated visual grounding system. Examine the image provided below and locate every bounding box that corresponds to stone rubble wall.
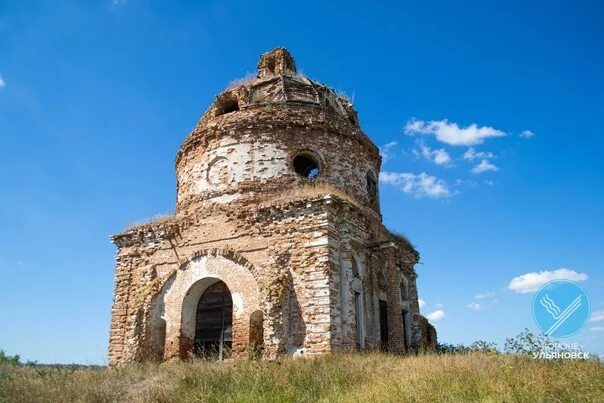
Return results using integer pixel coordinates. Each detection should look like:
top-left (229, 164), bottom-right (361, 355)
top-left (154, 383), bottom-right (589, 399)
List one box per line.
top-left (324, 200), bottom-right (423, 353)
top-left (108, 193), bottom-right (428, 366)
top-left (110, 196), bottom-right (336, 365)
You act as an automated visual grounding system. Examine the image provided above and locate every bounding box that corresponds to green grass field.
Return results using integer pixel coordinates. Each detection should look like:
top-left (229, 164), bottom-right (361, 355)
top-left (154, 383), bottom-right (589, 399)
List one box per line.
top-left (1, 353), bottom-right (603, 402)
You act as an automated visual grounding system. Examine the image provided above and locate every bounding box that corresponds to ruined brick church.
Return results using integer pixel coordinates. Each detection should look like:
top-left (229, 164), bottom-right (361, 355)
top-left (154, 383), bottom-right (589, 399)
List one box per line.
top-left (108, 47), bottom-right (436, 366)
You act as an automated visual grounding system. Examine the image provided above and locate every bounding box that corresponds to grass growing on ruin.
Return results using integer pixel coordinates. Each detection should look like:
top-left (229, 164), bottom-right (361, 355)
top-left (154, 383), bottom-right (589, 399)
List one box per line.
top-left (123, 213), bottom-right (174, 232)
top-left (1, 353), bottom-right (603, 402)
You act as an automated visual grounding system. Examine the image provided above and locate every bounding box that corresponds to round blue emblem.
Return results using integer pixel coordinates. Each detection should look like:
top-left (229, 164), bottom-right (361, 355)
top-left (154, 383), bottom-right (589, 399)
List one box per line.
top-left (532, 280), bottom-right (590, 338)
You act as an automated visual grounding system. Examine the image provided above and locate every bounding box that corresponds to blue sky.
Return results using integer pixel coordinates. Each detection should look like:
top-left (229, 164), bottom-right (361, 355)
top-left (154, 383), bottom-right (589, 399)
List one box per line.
top-left (0, 0), bottom-right (602, 364)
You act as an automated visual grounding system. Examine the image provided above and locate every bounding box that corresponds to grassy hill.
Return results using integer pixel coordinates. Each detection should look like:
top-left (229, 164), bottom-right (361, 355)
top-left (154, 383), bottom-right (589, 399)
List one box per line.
top-left (1, 353), bottom-right (602, 402)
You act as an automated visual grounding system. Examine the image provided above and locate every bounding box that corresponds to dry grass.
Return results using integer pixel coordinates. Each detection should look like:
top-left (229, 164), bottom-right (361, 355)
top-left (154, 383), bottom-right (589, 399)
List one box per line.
top-left (335, 89), bottom-right (354, 105)
top-left (123, 213), bottom-right (174, 232)
top-left (226, 72), bottom-right (256, 89)
top-left (1, 353), bottom-right (602, 402)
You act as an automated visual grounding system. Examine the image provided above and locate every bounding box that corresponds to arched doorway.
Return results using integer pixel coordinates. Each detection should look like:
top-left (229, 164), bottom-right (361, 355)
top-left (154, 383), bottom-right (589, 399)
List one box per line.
top-left (194, 281), bottom-right (233, 360)
top-left (154, 253), bottom-right (263, 361)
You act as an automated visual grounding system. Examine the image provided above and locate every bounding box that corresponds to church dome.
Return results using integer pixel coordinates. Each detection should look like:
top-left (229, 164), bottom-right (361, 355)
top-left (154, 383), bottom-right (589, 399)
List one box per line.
top-left (196, 47), bottom-right (360, 127)
top-left (175, 48), bottom-right (381, 215)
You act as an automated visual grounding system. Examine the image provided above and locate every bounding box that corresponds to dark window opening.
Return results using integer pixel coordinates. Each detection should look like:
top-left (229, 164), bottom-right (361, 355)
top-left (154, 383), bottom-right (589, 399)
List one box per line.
top-left (367, 171), bottom-right (377, 200)
top-left (215, 98), bottom-right (240, 116)
top-left (293, 154), bottom-right (320, 179)
top-left (379, 300), bottom-right (389, 352)
top-left (351, 256), bottom-right (360, 278)
top-left (401, 311), bottom-right (409, 351)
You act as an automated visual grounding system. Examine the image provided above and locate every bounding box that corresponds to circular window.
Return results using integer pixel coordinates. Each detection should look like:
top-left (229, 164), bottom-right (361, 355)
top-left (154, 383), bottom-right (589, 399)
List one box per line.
top-left (293, 153), bottom-right (320, 179)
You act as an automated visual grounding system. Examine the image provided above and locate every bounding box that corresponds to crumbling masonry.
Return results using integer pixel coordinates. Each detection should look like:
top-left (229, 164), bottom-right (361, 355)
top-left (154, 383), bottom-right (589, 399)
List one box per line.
top-left (108, 48), bottom-right (437, 366)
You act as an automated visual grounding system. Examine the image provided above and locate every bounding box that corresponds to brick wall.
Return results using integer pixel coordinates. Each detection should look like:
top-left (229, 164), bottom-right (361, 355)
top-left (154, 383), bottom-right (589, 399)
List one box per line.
top-left (107, 48), bottom-right (433, 366)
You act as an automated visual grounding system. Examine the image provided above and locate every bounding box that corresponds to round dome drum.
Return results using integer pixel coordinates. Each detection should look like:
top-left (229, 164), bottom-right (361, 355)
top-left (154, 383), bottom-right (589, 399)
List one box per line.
top-left (175, 48), bottom-right (382, 215)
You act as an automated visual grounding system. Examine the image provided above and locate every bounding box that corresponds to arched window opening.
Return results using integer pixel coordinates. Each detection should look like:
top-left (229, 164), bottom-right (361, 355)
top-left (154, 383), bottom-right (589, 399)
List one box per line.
top-left (194, 281), bottom-right (233, 361)
top-left (367, 171), bottom-right (377, 200)
top-left (293, 153), bottom-right (321, 179)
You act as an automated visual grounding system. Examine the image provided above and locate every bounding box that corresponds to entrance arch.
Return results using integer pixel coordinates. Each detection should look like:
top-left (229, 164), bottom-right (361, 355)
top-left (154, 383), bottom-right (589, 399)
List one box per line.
top-left (194, 280), bottom-right (233, 360)
top-left (153, 253), bottom-right (263, 360)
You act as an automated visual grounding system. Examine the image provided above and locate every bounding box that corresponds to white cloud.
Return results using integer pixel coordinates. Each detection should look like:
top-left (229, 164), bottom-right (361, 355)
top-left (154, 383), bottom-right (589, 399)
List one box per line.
top-left (520, 130), bottom-right (535, 139)
top-left (380, 172), bottom-right (452, 199)
top-left (414, 143), bottom-right (452, 167)
top-left (507, 268), bottom-right (589, 294)
top-left (426, 310), bottom-right (445, 322)
top-left (469, 292), bottom-right (497, 310)
top-left (590, 326), bottom-right (604, 332)
top-left (405, 118), bottom-right (506, 146)
top-left (379, 141), bottom-right (398, 163)
top-left (471, 159), bottom-right (498, 174)
top-left (432, 149), bottom-right (452, 166)
top-left (435, 303), bottom-right (444, 308)
top-left (589, 310), bottom-right (604, 323)
top-left (483, 180), bottom-right (495, 187)
top-left (464, 148), bottom-right (499, 174)
top-left (0, 74), bottom-right (5, 88)
top-left (463, 147), bottom-right (494, 161)
top-left (418, 298), bottom-right (426, 309)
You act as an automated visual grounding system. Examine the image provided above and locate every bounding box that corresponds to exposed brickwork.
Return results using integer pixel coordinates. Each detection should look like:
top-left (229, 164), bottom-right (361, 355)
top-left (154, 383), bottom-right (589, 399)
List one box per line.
top-left (108, 48), bottom-right (436, 366)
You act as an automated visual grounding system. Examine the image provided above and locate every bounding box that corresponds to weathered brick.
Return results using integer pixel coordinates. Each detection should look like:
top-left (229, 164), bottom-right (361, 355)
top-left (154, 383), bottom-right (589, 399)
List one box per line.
top-left (107, 47), bottom-right (435, 366)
